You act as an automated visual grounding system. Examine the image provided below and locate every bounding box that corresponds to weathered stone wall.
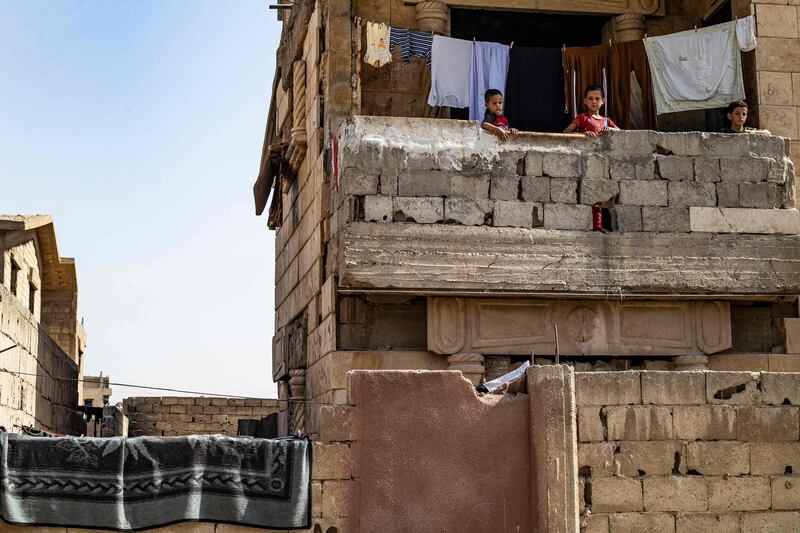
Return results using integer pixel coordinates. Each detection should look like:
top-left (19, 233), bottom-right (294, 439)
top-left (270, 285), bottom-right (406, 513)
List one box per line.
top-left (123, 397), bottom-right (281, 437)
top-left (577, 370), bottom-right (800, 533)
top-left (1, 236), bottom-right (41, 321)
top-left (0, 285), bottom-right (83, 435)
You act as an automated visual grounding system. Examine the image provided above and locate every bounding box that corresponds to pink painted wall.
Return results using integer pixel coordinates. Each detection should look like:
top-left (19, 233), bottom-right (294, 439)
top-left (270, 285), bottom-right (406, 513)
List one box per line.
top-left (350, 370), bottom-right (531, 532)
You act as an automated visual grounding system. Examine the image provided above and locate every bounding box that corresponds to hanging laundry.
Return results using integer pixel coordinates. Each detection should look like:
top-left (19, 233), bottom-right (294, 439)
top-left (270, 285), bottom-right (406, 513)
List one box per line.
top-left (364, 21), bottom-right (391, 67)
top-left (505, 46), bottom-right (567, 133)
top-left (389, 27), bottom-right (433, 66)
top-left (736, 15), bottom-right (757, 52)
top-left (644, 22), bottom-right (744, 114)
top-left (609, 39), bottom-right (657, 130)
top-left (563, 45), bottom-right (610, 118)
top-left (469, 41), bottom-right (510, 121)
top-left (427, 35), bottom-right (472, 108)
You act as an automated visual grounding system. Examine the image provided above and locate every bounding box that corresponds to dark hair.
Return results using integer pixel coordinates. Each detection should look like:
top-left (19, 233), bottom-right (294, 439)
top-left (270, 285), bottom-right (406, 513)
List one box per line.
top-left (727, 100), bottom-right (748, 113)
top-left (484, 89), bottom-right (503, 102)
top-left (584, 84), bottom-right (604, 98)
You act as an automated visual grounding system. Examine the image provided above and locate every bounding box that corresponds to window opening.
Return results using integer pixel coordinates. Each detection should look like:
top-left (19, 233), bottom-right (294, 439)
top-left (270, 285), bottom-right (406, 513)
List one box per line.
top-left (9, 260), bottom-right (20, 296)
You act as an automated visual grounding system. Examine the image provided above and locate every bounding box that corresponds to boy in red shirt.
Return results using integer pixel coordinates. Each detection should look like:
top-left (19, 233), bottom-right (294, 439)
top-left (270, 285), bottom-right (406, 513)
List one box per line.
top-left (563, 85), bottom-right (620, 137)
top-left (481, 89), bottom-right (518, 141)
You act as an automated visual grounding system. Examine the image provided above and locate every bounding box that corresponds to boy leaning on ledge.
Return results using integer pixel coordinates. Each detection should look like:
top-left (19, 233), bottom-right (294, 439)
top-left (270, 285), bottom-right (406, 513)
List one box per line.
top-left (564, 84), bottom-right (620, 137)
top-left (481, 89), bottom-right (518, 141)
top-left (722, 100), bottom-right (770, 134)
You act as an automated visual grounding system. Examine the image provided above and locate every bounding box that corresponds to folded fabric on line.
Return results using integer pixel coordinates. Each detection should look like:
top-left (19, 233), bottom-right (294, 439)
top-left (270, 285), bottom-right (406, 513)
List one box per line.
top-left (428, 35), bottom-right (473, 108)
top-left (0, 431), bottom-right (310, 530)
top-left (736, 15), bottom-right (757, 52)
top-left (645, 22), bottom-right (745, 114)
top-left (469, 41), bottom-right (510, 121)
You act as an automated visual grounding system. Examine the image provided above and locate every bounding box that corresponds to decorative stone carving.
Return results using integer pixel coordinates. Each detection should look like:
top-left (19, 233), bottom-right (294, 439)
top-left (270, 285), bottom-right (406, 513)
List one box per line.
top-left (614, 13), bottom-right (646, 43)
top-left (447, 353), bottom-right (485, 385)
top-left (287, 60), bottom-right (307, 172)
top-left (406, 0), bottom-right (664, 16)
top-left (416, 1), bottom-right (448, 35)
top-left (288, 368), bottom-right (306, 434)
top-left (428, 298), bottom-right (732, 356)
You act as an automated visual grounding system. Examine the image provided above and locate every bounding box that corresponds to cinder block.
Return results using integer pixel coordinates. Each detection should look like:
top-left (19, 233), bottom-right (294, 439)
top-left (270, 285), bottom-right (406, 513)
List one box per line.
top-left (397, 171), bottom-right (451, 196)
top-left (582, 514), bottom-right (609, 533)
top-left (708, 476), bottom-right (771, 511)
top-left (642, 207), bottom-right (690, 232)
top-left (543, 203), bottom-right (591, 230)
top-left (614, 206), bottom-right (642, 232)
top-left (643, 476), bottom-right (708, 512)
top-left (450, 175), bottom-right (489, 199)
top-left (740, 511), bottom-right (800, 533)
top-left (735, 406), bottom-right (800, 441)
top-left (768, 157), bottom-right (793, 184)
top-left (720, 158), bottom-right (768, 182)
top-left (641, 371), bottom-right (705, 405)
top-left (608, 512), bottom-right (675, 533)
top-left (584, 155), bottom-right (609, 179)
top-left (616, 441), bottom-right (685, 477)
top-left (524, 152), bottom-right (543, 176)
top-left (761, 372), bottom-right (800, 405)
top-left (656, 155), bottom-right (694, 181)
top-left (543, 153), bottom-right (581, 178)
top-left (576, 372), bottom-right (641, 406)
top-left (342, 169), bottom-right (379, 195)
top-left (578, 406), bottom-right (605, 442)
top-left (392, 197), bottom-right (443, 223)
top-left (311, 442), bottom-right (353, 480)
top-left (694, 157), bottom-right (721, 182)
top-left (620, 181), bottom-right (668, 206)
top-left (490, 176), bottom-right (520, 201)
top-left (739, 182), bottom-right (783, 208)
top-left (493, 200), bottom-right (533, 228)
top-left (444, 198), bottom-right (492, 226)
top-left (591, 477), bottom-right (643, 512)
top-left (672, 405), bottom-right (736, 440)
top-left (716, 182), bottom-right (739, 207)
top-left (685, 441), bottom-right (750, 476)
top-left (635, 158), bottom-right (656, 180)
top-left (610, 161), bottom-right (635, 180)
top-left (605, 405), bottom-right (673, 441)
top-left (579, 180), bottom-right (619, 205)
top-left (363, 195), bottom-right (392, 222)
top-left (689, 206), bottom-right (800, 234)
top-left (772, 476), bottom-right (800, 510)
top-left (675, 513), bottom-right (740, 533)
top-left (550, 178), bottom-right (579, 203)
top-left (578, 442), bottom-right (615, 477)
top-left (520, 176), bottom-right (550, 202)
top-left (379, 172), bottom-right (398, 195)
top-left (668, 182), bottom-right (717, 207)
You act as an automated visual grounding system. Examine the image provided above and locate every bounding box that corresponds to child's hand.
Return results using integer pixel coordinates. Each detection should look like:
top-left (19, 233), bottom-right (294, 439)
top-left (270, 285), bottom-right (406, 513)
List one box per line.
top-left (510, 128), bottom-right (519, 135)
top-left (584, 131), bottom-right (598, 138)
top-left (495, 129), bottom-right (510, 141)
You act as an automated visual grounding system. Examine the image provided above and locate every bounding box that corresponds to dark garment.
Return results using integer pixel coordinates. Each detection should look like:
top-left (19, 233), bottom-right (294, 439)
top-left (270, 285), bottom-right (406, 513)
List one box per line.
top-left (721, 126), bottom-right (755, 133)
top-left (610, 40), bottom-right (657, 130)
top-left (505, 46), bottom-right (568, 133)
top-left (483, 110), bottom-right (510, 129)
top-left (389, 27), bottom-right (433, 66)
top-left (563, 45), bottom-right (609, 119)
top-left (253, 157), bottom-right (277, 216)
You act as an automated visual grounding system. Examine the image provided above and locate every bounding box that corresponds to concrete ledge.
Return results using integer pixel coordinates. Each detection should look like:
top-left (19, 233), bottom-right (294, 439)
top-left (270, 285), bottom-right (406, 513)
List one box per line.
top-left (689, 207), bottom-right (800, 234)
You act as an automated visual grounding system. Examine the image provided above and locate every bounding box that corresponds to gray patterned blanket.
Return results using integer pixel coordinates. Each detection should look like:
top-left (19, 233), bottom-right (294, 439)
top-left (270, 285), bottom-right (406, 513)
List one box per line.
top-left (0, 431), bottom-right (309, 530)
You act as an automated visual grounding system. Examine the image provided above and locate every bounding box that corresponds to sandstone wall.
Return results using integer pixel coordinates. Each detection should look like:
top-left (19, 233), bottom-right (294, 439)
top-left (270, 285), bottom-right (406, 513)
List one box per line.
top-left (1, 238), bottom-right (40, 321)
top-left (576, 370), bottom-right (800, 533)
top-left (123, 396), bottom-right (281, 437)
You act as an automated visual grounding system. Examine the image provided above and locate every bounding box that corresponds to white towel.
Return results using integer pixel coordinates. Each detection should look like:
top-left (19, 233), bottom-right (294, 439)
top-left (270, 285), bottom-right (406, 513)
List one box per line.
top-left (427, 35), bottom-right (473, 108)
top-left (736, 15), bottom-right (757, 52)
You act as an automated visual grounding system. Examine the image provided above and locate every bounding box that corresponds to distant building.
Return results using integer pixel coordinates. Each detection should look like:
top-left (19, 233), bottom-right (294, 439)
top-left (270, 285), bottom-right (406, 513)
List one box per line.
top-left (82, 374), bottom-right (111, 408)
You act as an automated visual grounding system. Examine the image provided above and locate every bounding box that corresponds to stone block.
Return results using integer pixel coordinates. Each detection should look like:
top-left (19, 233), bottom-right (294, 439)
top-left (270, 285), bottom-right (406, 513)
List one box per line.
top-left (610, 161), bottom-right (635, 180)
top-left (312, 481), bottom-right (323, 518)
top-left (584, 155), bottom-right (609, 180)
top-left (614, 205), bottom-right (642, 232)
top-left (520, 176), bottom-right (550, 203)
top-left (579, 180), bottom-right (619, 205)
top-left (575, 372), bottom-right (641, 406)
top-left (543, 203), bottom-right (591, 230)
top-left (735, 406), bottom-right (800, 441)
top-left (620, 181), bottom-right (668, 206)
top-left (694, 157), bottom-right (721, 182)
top-left (582, 514), bottom-right (609, 533)
top-left (550, 178), bottom-right (578, 203)
top-left (685, 442), bottom-right (750, 476)
top-left (708, 476), bottom-right (771, 511)
top-left (761, 106), bottom-right (800, 140)
top-left (578, 442), bottom-right (615, 477)
top-left (363, 195), bottom-right (392, 222)
top-left (783, 318), bottom-right (800, 354)
top-left (397, 171), bottom-right (451, 196)
top-left (703, 133), bottom-right (750, 157)
top-left (720, 158), bottom-right (768, 182)
top-left (739, 182), bottom-right (783, 208)
top-left (342, 169), bottom-right (379, 195)
top-left (605, 405), bottom-right (673, 441)
top-left (311, 442), bottom-right (352, 480)
top-left (493, 200), bottom-right (533, 228)
top-left (643, 476), bottom-right (708, 512)
top-left (656, 155), bottom-right (694, 181)
top-left (642, 207), bottom-right (690, 232)
top-left (379, 172), bottom-right (398, 195)
top-left (756, 4), bottom-right (798, 38)
top-left (706, 371), bottom-right (762, 405)
top-left (490, 176), bottom-right (520, 201)
top-left (768, 157), bottom-right (793, 184)
top-left (318, 405), bottom-right (355, 442)
top-left (578, 407), bottom-right (605, 442)
top-left (392, 197), bottom-right (443, 223)
top-left (758, 70), bottom-right (794, 106)
top-left (616, 441), bottom-right (685, 477)
top-left (604, 130), bottom-right (656, 157)
top-left (772, 476), bottom-right (800, 510)
top-left (769, 354), bottom-right (800, 372)
top-left (591, 477), bottom-right (643, 512)
top-left (672, 405), bottom-right (736, 440)
top-left (635, 158), bottom-right (656, 180)
top-left (524, 152), bottom-right (543, 176)
top-left (716, 183), bottom-right (739, 207)
top-left (608, 512), bottom-right (675, 533)
top-left (761, 372), bottom-right (800, 405)
top-left (689, 207), bottom-right (800, 235)
top-left (543, 153), bottom-right (581, 178)
top-left (674, 513), bottom-right (740, 533)
top-left (321, 479), bottom-right (354, 518)
top-left (444, 198), bottom-right (492, 226)
top-left (641, 371), bottom-right (705, 405)
top-left (450, 175), bottom-right (489, 199)
top-left (668, 182), bottom-right (717, 207)
top-left (740, 511), bottom-right (800, 533)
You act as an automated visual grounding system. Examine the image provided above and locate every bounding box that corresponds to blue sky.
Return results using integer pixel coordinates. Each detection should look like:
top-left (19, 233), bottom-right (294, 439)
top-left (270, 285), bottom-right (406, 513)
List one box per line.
top-left (0, 2), bottom-right (282, 400)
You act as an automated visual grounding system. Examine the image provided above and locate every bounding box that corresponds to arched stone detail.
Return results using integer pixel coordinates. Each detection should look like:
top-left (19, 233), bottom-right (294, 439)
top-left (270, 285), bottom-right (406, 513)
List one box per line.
top-left (614, 13), bottom-right (647, 43)
top-left (428, 297), bottom-right (466, 354)
top-left (416, 1), bottom-right (448, 34)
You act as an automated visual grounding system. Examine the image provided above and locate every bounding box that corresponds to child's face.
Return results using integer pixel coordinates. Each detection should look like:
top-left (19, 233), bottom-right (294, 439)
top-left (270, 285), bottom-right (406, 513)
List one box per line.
top-left (727, 106), bottom-right (748, 129)
top-left (485, 94), bottom-right (503, 115)
top-left (584, 90), bottom-right (604, 114)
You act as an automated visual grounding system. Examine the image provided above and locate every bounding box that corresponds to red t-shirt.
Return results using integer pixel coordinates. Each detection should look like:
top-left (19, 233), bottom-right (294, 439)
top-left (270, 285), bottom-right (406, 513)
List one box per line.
top-left (571, 113), bottom-right (617, 134)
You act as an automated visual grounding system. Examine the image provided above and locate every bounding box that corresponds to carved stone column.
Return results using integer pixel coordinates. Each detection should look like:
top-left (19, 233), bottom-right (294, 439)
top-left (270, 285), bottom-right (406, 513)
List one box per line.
top-left (614, 13), bottom-right (647, 43)
top-left (287, 60), bottom-right (307, 172)
top-left (447, 353), bottom-right (485, 385)
top-left (416, 1), bottom-right (448, 35)
top-left (673, 355), bottom-right (709, 371)
top-left (288, 368), bottom-right (306, 434)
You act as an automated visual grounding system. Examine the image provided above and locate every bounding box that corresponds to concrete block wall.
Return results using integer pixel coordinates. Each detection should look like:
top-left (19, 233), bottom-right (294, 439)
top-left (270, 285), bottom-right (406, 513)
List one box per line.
top-left (338, 117), bottom-right (798, 235)
top-left (123, 397), bottom-right (281, 437)
top-left (576, 370), bottom-right (800, 533)
top-left (1, 239), bottom-right (40, 320)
